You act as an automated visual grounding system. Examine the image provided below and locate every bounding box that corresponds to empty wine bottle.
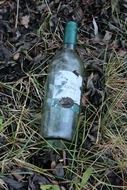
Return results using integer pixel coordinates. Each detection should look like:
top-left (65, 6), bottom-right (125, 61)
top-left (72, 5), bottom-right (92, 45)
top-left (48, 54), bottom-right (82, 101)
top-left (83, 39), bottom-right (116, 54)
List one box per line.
top-left (41, 21), bottom-right (83, 142)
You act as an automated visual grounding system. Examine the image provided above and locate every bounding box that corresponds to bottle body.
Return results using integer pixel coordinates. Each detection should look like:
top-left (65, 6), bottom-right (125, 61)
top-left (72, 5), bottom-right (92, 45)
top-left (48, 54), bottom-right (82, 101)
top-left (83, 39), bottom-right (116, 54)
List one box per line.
top-left (41, 48), bottom-right (83, 141)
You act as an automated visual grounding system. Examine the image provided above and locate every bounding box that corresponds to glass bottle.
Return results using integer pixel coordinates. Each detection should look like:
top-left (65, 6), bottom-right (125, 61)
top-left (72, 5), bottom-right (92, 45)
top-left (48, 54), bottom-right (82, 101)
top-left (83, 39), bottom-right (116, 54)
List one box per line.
top-left (41, 21), bottom-right (83, 142)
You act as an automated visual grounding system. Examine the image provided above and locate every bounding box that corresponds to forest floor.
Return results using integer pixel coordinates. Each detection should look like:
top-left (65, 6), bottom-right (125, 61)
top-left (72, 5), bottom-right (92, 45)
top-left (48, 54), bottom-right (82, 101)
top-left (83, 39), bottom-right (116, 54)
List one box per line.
top-left (0, 0), bottom-right (127, 190)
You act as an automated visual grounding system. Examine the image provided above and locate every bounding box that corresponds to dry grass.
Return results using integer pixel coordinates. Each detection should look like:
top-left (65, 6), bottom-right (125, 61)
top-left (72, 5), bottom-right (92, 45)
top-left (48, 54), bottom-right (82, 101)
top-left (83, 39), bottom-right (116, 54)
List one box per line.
top-left (1, 48), bottom-right (127, 189)
top-left (0, 0), bottom-right (127, 189)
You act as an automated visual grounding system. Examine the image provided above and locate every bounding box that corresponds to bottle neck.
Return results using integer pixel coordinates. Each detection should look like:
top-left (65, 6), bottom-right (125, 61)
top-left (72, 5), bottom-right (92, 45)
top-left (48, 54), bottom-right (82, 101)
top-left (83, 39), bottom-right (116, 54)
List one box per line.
top-left (63, 21), bottom-right (77, 50)
top-left (63, 43), bottom-right (75, 50)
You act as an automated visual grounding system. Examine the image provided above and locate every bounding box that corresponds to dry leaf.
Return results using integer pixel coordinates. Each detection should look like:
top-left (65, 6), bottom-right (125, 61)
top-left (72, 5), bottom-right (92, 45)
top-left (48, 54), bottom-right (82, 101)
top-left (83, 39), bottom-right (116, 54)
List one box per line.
top-left (81, 94), bottom-right (89, 106)
top-left (103, 31), bottom-right (112, 42)
top-left (13, 52), bottom-right (20, 60)
top-left (0, 0), bottom-right (6, 5)
top-left (51, 161), bottom-right (56, 169)
top-left (74, 7), bottom-right (83, 21)
top-left (118, 49), bottom-right (127, 57)
top-left (0, 178), bottom-right (9, 190)
top-left (52, 163), bottom-right (64, 178)
top-left (60, 186), bottom-right (66, 190)
top-left (92, 17), bottom-right (98, 37)
top-left (20, 15), bottom-right (30, 28)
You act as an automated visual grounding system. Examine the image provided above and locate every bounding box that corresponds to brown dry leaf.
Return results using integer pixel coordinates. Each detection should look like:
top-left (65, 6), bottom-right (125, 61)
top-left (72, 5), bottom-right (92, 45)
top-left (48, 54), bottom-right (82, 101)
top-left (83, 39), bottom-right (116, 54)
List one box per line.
top-left (20, 15), bottom-right (30, 28)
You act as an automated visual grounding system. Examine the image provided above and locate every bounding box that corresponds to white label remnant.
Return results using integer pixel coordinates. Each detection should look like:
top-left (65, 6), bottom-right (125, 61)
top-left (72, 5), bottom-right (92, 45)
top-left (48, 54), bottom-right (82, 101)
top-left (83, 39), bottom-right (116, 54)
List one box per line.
top-left (52, 71), bottom-right (82, 105)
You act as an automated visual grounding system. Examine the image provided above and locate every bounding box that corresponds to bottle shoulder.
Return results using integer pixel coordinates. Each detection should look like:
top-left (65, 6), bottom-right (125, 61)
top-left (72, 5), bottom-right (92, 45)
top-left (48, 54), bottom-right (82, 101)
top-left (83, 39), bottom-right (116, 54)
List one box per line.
top-left (54, 48), bottom-right (79, 61)
top-left (49, 48), bottom-right (83, 76)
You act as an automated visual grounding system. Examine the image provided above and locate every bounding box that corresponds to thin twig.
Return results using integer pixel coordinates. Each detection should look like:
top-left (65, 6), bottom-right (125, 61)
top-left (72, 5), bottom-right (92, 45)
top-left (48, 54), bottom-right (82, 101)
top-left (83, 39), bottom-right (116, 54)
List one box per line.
top-left (44, 0), bottom-right (52, 15)
top-left (15, 0), bottom-right (20, 29)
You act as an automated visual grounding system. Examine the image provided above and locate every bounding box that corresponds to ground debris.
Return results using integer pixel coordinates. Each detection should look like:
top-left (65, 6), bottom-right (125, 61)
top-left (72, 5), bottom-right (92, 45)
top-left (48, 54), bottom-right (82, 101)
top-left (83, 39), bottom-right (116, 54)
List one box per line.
top-left (52, 163), bottom-right (64, 178)
top-left (28, 174), bottom-right (51, 190)
top-left (1, 176), bottom-right (27, 190)
top-left (20, 15), bottom-right (30, 29)
top-left (0, 0), bottom-right (127, 190)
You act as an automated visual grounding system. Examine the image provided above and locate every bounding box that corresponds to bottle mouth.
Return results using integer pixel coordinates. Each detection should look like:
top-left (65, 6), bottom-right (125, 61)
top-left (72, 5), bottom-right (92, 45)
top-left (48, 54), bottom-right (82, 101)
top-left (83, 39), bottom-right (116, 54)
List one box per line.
top-left (64, 21), bottom-right (77, 45)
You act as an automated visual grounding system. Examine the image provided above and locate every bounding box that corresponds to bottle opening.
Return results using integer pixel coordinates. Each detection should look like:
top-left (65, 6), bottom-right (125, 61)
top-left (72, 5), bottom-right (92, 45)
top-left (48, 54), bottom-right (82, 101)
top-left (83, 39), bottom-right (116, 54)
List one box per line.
top-left (64, 21), bottom-right (77, 45)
